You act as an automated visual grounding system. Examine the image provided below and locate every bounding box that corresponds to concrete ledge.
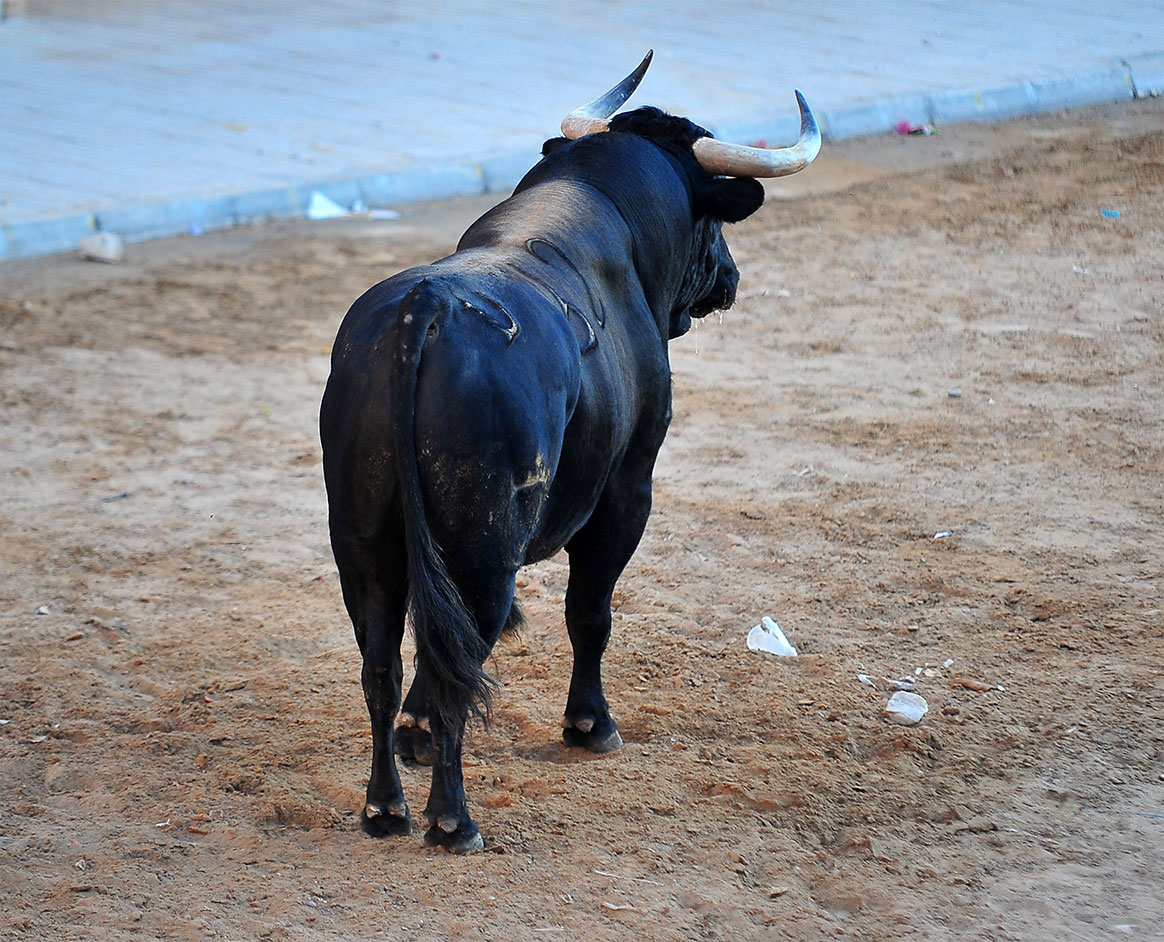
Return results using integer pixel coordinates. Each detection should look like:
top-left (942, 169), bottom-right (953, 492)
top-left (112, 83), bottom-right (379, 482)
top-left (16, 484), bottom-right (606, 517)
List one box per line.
top-left (929, 69), bottom-right (1134, 127)
top-left (356, 163), bottom-right (485, 206)
top-left (819, 96), bottom-right (931, 141)
top-left (99, 196), bottom-right (239, 244)
top-left (1028, 69), bottom-right (1135, 113)
top-left (0, 165), bottom-right (499, 260)
top-left (1, 66), bottom-right (1159, 262)
top-left (478, 152), bottom-right (541, 194)
top-left (1126, 52), bottom-right (1164, 98)
top-left (929, 84), bottom-right (1039, 126)
top-left (0, 213), bottom-right (97, 260)
top-left (708, 112), bottom-right (801, 149)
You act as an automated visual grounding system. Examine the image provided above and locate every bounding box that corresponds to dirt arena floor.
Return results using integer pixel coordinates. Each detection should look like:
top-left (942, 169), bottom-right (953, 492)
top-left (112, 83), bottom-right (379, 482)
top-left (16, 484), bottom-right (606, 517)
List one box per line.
top-left (2, 100), bottom-right (1162, 940)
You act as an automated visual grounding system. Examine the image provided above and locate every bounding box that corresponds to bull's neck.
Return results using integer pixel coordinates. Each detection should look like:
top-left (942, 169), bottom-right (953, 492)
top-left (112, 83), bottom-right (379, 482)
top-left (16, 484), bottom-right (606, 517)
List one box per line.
top-left (511, 176), bottom-right (692, 342)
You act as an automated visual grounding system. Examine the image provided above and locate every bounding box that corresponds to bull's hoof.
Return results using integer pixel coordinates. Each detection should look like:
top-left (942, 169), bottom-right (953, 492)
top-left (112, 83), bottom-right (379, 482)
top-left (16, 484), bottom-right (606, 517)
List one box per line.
top-left (394, 723), bottom-right (435, 766)
top-left (423, 818), bottom-right (484, 854)
top-left (361, 799), bottom-right (412, 837)
top-left (562, 720), bottom-right (624, 754)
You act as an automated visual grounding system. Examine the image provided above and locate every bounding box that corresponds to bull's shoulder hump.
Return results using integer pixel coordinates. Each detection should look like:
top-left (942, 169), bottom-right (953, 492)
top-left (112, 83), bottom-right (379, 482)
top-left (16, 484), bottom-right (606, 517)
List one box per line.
top-left (459, 180), bottom-right (621, 249)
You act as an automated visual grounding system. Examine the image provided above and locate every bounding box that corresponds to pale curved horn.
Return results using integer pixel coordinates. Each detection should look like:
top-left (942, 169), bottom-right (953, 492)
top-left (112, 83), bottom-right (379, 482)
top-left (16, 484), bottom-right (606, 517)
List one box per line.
top-left (561, 50), bottom-right (654, 140)
top-left (691, 90), bottom-right (822, 178)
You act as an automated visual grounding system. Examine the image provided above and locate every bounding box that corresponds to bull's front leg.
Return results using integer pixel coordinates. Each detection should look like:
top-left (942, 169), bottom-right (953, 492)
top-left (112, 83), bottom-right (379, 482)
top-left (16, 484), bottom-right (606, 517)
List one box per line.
top-left (561, 583), bottom-right (624, 753)
top-left (560, 475), bottom-right (654, 753)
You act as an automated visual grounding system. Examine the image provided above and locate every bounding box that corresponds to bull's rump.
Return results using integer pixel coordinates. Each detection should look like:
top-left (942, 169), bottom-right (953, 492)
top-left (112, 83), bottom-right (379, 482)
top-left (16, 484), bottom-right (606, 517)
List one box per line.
top-left (412, 281), bottom-right (581, 566)
top-left (322, 268), bottom-right (604, 569)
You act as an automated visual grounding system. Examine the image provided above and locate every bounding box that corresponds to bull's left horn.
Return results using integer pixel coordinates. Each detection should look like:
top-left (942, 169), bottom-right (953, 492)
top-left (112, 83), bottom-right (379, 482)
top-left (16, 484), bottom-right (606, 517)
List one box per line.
top-left (691, 90), bottom-right (821, 178)
top-left (561, 50), bottom-right (654, 140)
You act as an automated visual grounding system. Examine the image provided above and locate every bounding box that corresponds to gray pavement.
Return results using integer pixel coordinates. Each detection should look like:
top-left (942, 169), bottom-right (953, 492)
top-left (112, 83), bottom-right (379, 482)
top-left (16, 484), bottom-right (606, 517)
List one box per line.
top-left (2, 0), bottom-right (1163, 261)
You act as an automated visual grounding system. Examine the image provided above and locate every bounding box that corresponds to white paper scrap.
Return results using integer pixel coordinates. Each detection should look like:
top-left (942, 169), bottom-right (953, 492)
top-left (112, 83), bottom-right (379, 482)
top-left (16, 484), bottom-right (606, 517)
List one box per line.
top-left (306, 191), bottom-right (350, 220)
top-left (746, 616), bottom-right (797, 657)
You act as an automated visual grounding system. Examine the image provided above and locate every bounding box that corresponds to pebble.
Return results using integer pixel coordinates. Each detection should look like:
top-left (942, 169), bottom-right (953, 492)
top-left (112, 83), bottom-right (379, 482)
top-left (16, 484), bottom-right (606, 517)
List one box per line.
top-left (79, 231), bottom-right (126, 263)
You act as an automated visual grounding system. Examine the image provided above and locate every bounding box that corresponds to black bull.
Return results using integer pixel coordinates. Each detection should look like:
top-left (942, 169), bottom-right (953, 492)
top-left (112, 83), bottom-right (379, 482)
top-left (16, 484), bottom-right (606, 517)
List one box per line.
top-left (320, 78), bottom-right (818, 853)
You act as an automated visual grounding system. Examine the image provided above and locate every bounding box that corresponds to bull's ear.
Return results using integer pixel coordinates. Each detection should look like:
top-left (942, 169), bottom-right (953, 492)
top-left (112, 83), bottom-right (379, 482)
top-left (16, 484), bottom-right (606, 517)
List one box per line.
top-left (703, 176), bottom-right (765, 222)
top-left (542, 137), bottom-right (570, 157)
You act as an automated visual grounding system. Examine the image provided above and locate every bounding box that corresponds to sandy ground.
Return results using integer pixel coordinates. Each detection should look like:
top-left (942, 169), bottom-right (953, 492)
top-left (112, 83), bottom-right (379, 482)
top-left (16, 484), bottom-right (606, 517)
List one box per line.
top-left (1, 100), bottom-right (1162, 941)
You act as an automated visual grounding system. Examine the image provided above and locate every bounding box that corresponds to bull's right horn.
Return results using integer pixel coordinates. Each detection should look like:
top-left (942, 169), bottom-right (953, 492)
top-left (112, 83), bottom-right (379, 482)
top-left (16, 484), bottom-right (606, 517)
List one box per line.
top-left (691, 90), bottom-right (822, 178)
top-left (561, 50), bottom-right (654, 140)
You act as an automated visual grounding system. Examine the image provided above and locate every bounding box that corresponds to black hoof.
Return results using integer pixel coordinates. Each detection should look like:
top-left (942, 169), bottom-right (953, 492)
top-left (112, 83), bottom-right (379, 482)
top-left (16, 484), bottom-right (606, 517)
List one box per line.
top-left (395, 724), bottom-right (435, 766)
top-left (360, 800), bottom-right (412, 837)
top-left (562, 721), bottom-right (624, 754)
top-left (424, 820), bottom-right (484, 854)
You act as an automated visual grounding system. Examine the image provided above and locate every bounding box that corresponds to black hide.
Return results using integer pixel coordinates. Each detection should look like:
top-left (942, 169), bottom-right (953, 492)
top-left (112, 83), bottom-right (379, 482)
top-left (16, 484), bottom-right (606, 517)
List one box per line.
top-left (319, 107), bottom-right (764, 852)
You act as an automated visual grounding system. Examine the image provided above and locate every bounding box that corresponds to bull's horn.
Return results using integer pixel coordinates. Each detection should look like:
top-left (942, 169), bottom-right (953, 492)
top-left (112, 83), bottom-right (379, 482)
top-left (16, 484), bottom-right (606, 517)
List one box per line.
top-left (691, 90), bottom-right (821, 178)
top-left (561, 50), bottom-right (654, 140)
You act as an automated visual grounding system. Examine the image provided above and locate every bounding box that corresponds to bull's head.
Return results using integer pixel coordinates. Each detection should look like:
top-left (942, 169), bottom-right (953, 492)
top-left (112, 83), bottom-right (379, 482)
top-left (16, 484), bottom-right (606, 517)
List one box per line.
top-left (562, 50), bottom-right (821, 179)
top-left (560, 50), bottom-right (821, 339)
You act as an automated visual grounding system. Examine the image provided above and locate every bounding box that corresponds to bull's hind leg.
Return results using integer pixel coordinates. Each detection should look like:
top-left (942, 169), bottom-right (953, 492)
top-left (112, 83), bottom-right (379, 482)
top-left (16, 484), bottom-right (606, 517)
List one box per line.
top-left (396, 672), bottom-right (434, 766)
top-left (561, 476), bottom-right (653, 753)
top-left (396, 598), bottom-right (524, 767)
top-left (333, 541), bottom-right (412, 837)
top-left (421, 572), bottom-right (516, 854)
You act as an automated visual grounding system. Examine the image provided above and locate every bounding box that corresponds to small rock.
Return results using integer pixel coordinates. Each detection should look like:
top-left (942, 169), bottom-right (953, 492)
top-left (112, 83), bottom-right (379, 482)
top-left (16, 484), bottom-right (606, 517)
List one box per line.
top-left (79, 232), bottom-right (126, 263)
top-left (885, 691), bottom-right (928, 725)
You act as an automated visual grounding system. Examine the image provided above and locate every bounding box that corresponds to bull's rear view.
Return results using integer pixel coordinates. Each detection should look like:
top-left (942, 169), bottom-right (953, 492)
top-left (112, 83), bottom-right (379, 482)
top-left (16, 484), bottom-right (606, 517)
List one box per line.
top-left (319, 51), bottom-right (819, 853)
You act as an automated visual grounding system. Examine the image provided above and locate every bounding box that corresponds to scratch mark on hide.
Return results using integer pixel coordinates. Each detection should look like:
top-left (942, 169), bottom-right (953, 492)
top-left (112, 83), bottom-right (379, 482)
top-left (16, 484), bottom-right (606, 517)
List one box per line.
top-left (524, 238), bottom-right (601, 354)
top-left (460, 296), bottom-right (520, 344)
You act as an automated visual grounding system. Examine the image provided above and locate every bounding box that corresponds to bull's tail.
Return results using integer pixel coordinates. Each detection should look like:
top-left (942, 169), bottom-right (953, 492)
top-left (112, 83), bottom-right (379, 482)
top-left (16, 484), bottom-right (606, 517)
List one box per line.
top-left (393, 279), bottom-right (495, 725)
